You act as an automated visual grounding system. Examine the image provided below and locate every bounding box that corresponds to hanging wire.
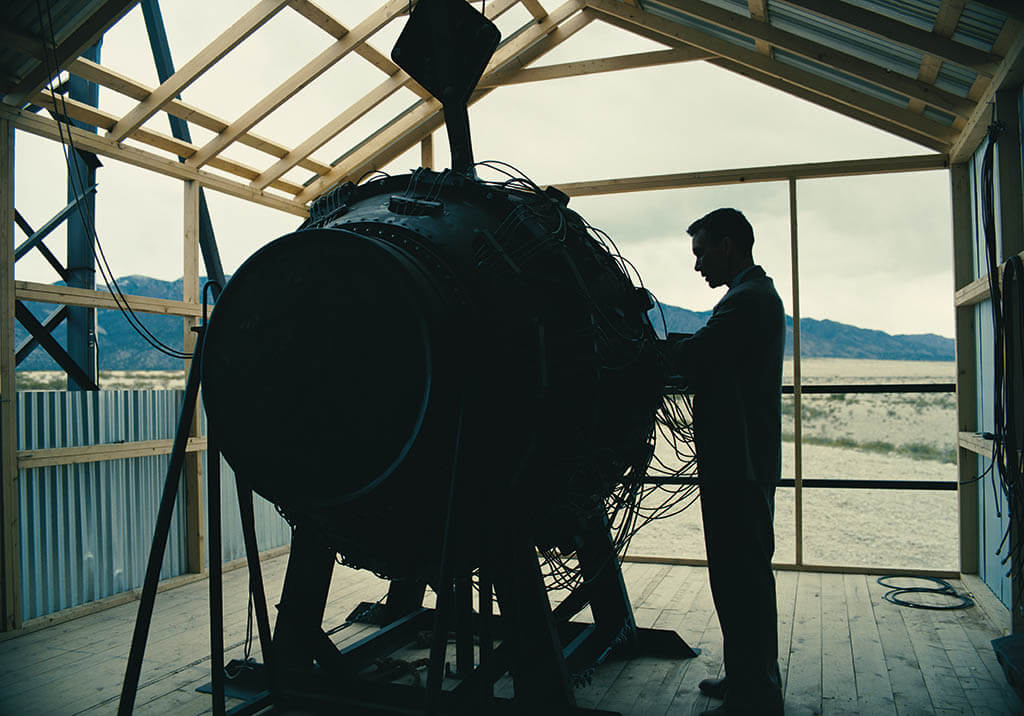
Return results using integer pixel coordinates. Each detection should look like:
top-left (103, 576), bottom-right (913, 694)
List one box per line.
top-left (34, 0), bottom-right (192, 360)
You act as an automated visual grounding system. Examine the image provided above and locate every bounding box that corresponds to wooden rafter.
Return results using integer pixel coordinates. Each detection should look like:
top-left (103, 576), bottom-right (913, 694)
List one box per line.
top-left (748, 0), bottom-right (771, 56)
top-left (285, 0), bottom-right (430, 99)
top-left (31, 92), bottom-right (304, 196)
top-left (550, 153), bottom-right (949, 196)
top-left (480, 46), bottom-right (712, 86)
top-left (587, 0), bottom-right (957, 147)
top-left (708, 57), bottom-right (952, 152)
top-left (907, 0), bottom-right (965, 118)
top-left (636, 0), bottom-right (976, 118)
top-left (2, 0), bottom-right (138, 107)
top-left (108, 0), bottom-right (290, 142)
top-left (297, 1), bottom-right (591, 203)
top-left (187, 0), bottom-right (408, 169)
top-left (779, 0), bottom-right (998, 77)
top-left (521, 0), bottom-right (549, 21)
top-left (0, 104), bottom-right (307, 217)
top-left (67, 57), bottom-right (330, 176)
top-left (252, 0), bottom-right (520, 190)
top-left (950, 28), bottom-right (1024, 162)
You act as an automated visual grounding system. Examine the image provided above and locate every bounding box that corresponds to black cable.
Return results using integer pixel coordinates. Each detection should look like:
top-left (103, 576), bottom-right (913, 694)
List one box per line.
top-left (35, 0), bottom-right (192, 361)
top-left (877, 575), bottom-right (974, 611)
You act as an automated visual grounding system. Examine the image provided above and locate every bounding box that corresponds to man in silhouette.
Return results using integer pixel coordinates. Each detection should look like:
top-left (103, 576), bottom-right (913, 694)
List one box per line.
top-left (669, 208), bottom-right (785, 716)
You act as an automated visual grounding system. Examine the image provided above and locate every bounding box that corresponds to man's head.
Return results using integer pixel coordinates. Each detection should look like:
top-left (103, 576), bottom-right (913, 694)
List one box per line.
top-left (687, 208), bottom-right (755, 289)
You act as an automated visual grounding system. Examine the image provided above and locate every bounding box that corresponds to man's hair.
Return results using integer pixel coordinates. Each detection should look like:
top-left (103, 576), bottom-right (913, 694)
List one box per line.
top-left (686, 208), bottom-right (754, 252)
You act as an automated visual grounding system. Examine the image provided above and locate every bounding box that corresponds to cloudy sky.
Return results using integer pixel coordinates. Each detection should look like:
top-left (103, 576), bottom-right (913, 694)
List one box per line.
top-left (13, 0), bottom-right (955, 337)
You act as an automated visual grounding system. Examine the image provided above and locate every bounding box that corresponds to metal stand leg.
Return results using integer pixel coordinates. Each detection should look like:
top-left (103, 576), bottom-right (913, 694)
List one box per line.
top-left (208, 426), bottom-right (225, 716)
top-left (117, 329), bottom-right (205, 716)
top-left (236, 483), bottom-right (276, 688)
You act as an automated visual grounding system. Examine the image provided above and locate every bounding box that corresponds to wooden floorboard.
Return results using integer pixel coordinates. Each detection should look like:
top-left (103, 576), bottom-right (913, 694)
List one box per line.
top-left (0, 554), bottom-right (1019, 716)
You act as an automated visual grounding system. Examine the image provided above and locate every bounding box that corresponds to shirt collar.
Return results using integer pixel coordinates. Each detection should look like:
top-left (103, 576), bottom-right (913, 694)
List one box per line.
top-left (726, 264), bottom-right (757, 289)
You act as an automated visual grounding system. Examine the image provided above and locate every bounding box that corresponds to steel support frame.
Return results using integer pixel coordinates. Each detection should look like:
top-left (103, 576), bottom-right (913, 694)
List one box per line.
top-left (65, 43), bottom-right (101, 391)
top-left (141, 0), bottom-right (227, 297)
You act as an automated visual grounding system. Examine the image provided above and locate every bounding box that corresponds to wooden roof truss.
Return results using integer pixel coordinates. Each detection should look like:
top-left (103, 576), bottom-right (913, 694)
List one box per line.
top-left (1, 0), bottom-right (1022, 217)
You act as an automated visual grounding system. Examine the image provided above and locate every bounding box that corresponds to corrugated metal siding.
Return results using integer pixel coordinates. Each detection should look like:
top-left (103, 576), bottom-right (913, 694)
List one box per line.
top-left (842, 0), bottom-right (940, 33)
top-left (201, 451), bottom-right (292, 565)
top-left (770, 2), bottom-right (925, 80)
top-left (772, 47), bottom-right (913, 107)
top-left (16, 390), bottom-right (291, 621)
top-left (644, 1), bottom-right (758, 52)
top-left (954, 3), bottom-right (1010, 52)
top-left (17, 391), bottom-right (188, 620)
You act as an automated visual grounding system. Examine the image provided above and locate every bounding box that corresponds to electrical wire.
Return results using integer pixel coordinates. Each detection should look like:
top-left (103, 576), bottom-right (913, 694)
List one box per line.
top-left (877, 575), bottom-right (974, 611)
top-left (978, 118), bottom-right (1024, 608)
top-left (35, 0), bottom-right (192, 361)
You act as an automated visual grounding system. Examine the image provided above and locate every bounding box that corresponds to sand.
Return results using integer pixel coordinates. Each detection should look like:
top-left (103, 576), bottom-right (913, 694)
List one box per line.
top-left (629, 358), bottom-right (961, 571)
top-left (16, 359), bottom-right (963, 571)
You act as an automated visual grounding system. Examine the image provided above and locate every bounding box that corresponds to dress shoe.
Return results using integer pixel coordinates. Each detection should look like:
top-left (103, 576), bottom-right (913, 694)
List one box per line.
top-left (698, 677), bottom-right (727, 699)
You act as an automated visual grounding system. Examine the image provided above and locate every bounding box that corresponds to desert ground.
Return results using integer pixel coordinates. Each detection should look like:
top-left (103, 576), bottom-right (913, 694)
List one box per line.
top-left (17, 358), bottom-right (962, 571)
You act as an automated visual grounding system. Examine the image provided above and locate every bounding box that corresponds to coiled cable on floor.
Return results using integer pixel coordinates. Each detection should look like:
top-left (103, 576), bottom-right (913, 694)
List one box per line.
top-left (877, 575), bottom-right (974, 610)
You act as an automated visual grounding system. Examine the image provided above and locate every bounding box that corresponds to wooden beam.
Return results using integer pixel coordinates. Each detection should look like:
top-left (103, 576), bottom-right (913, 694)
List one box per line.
top-left (297, 1), bottom-right (589, 203)
top-left (253, 71), bottom-right (413, 190)
top-left (954, 248), bottom-right (1024, 306)
top-left (182, 180), bottom-right (203, 575)
top-left (951, 163), bottom-right (979, 576)
top-left (521, 0), bottom-right (549, 21)
top-left (479, 46), bottom-right (711, 86)
top-left (0, 117), bottom-right (20, 632)
top-left (2, 0), bottom-right (138, 106)
top-left (780, 0), bottom-right (997, 77)
top-left (996, 89), bottom-right (1024, 259)
top-left (188, 0), bottom-right (407, 169)
top-left (17, 437), bottom-right (208, 470)
top-left (252, 0), bottom-right (519, 190)
top-left (2, 544), bottom-right (289, 639)
top-left (31, 92), bottom-right (305, 196)
top-left (421, 134), bottom-right (433, 170)
top-left (587, 0), bottom-right (960, 144)
top-left (748, 0), bottom-right (772, 56)
top-left (612, 0), bottom-right (977, 118)
top-left (1, 105), bottom-right (308, 217)
top-left (706, 56), bottom-right (953, 152)
top-left (789, 177), bottom-right (803, 567)
top-left (950, 28), bottom-right (1024, 161)
top-left (108, 0), bottom-right (290, 142)
top-left (67, 57), bottom-right (331, 175)
top-left (908, 0), bottom-right (965, 116)
top-left (286, 0), bottom-right (432, 99)
top-left (958, 432), bottom-right (994, 457)
top-left (16, 280), bottom-right (202, 317)
top-left (550, 153), bottom-right (949, 196)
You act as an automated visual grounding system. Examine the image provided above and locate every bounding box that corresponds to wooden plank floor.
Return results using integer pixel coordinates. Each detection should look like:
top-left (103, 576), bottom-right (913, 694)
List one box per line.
top-left (0, 555), bottom-right (1020, 715)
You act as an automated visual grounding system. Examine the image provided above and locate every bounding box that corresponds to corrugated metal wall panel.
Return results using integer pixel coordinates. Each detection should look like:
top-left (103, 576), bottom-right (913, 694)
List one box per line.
top-left (770, 2), bottom-right (926, 81)
top-left (955, 3), bottom-right (1010, 52)
top-left (200, 451), bottom-right (292, 565)
top-left (845, 0), bottom-right (939, 33)
top-left (14, 389), bottom-right (291, 622)
top-left (16, 390), bottom-right (190, 621)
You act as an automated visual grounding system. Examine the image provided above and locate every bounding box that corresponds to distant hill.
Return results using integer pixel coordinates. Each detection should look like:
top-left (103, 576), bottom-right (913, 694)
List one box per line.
top-left (652, 303), bottom-right (954, 361)
top-left (14, 276), bottom-right (954, 370)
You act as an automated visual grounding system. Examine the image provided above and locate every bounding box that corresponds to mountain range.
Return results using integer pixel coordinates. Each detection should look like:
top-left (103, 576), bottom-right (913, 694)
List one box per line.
top-left (14, 276), bottom-right (954, 370)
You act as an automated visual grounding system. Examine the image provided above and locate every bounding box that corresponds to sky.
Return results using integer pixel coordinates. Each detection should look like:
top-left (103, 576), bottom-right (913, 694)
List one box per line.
top-left (12, 0), bottom-right (956, 338)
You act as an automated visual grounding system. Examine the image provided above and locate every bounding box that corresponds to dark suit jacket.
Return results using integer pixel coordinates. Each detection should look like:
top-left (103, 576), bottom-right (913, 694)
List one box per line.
top-left (672, 265), bottom-right (785, 484)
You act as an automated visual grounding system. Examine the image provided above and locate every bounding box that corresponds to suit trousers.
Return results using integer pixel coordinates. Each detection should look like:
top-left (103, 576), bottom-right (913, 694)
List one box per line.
top-left (700, 478), bottom-right (782, 704)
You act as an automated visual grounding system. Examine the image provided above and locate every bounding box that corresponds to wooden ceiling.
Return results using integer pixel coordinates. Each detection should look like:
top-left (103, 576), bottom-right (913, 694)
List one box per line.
top-left (1, 0), bottom-right (1022, 216)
